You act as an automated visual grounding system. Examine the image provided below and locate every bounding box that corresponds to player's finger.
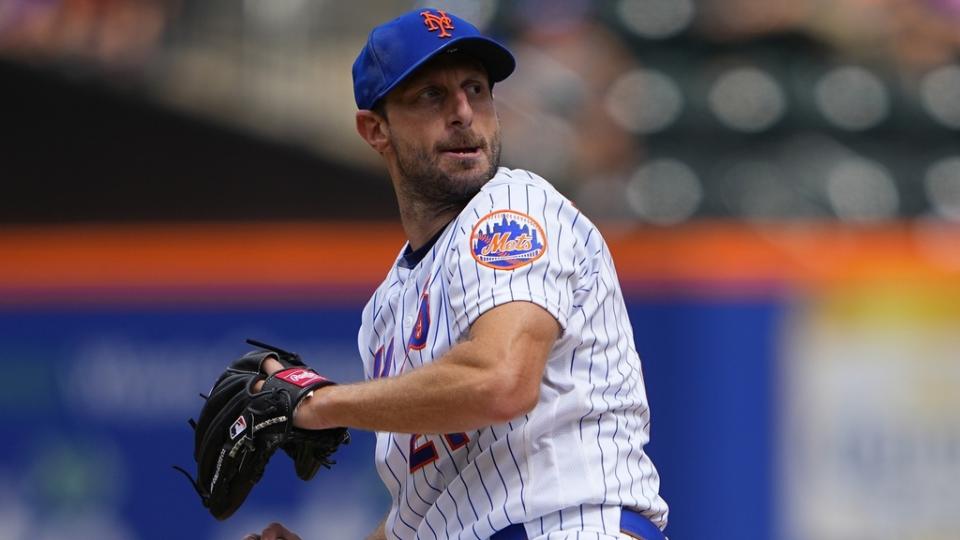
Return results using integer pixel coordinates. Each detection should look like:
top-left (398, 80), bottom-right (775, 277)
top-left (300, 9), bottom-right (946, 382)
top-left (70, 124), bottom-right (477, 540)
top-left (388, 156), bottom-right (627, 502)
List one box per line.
top-left (262, 356), bottom-right (284, 375)
top-left (252, 357), bottom-right (285, 392)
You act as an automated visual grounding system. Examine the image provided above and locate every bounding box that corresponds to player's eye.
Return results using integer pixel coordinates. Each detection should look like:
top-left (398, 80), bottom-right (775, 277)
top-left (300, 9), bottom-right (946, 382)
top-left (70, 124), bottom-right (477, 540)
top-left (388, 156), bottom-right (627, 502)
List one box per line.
top-left (418, 87), bottom-right (443, 101)
top-left (465, 82), bottom-right (486, 96)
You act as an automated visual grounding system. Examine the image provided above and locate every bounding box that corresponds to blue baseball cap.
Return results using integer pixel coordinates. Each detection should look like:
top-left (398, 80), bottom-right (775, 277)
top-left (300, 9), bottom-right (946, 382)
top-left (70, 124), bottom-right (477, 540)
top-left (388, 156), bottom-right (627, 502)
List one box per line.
top-left (352, 8), bottom-right (516, 110)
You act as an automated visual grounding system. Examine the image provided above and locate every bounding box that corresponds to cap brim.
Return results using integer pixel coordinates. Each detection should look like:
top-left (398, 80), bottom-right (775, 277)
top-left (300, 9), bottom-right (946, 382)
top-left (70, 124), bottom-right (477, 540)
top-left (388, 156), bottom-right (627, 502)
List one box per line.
top-left (441, 36), bottom-right (516, 83)
top-left (370, 36), bottom-right (516, 109)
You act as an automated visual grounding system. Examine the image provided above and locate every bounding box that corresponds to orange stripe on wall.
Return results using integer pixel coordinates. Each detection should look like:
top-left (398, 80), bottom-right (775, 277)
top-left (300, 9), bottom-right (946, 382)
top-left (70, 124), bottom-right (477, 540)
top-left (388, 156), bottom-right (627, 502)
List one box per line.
top-left (2, 221), bottom-right (959, 302)
top-left (0, 222), bottom-right (405, 290)
top-left (601, 221), bottom-right (960, 289)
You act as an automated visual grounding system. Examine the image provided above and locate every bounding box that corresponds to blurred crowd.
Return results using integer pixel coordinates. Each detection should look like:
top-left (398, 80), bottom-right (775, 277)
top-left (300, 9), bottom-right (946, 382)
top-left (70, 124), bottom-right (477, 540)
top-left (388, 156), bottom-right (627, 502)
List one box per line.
top-left (4, 0), bottom-right (957, 72)
top-left (0, 0), bottom-right (180, 71)
top-left (2, 0), bottom-right (959, 223)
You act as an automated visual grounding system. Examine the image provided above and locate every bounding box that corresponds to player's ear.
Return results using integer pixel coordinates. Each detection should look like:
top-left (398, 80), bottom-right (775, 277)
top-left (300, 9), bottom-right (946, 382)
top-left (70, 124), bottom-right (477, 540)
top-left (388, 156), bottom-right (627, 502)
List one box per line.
top-left (356, 110), bottom-right (390, 154)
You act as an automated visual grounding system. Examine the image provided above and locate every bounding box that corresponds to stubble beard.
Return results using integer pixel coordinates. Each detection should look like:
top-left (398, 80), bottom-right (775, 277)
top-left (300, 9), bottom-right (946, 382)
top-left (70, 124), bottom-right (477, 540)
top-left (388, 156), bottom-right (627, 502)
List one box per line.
top-left (393, 129), bottom-right (502, 212)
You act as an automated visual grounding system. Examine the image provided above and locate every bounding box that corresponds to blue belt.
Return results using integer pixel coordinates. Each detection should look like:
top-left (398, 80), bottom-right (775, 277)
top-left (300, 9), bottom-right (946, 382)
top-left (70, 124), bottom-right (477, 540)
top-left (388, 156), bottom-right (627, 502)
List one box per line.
top-left (490, 508), bottom-right (665, 540)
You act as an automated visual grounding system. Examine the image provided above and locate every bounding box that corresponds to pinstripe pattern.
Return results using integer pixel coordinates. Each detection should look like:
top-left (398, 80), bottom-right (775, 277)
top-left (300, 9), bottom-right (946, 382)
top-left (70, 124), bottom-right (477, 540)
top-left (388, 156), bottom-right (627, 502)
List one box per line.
top-left (358, 168), bottom-right (668, 539)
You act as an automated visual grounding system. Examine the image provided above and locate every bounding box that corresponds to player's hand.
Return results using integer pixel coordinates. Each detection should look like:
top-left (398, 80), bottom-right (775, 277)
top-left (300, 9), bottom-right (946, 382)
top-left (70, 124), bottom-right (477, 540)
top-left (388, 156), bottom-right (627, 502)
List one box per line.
top-left (254, 356), bottom-right (333, 430)
top-left (243, 521), bottom-right (302, 540)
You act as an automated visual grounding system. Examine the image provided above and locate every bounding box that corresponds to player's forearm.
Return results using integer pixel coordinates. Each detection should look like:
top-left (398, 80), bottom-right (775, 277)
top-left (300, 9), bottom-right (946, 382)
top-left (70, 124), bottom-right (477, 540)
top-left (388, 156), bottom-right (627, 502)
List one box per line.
top-left (295, 340), bottom-right (533, 433)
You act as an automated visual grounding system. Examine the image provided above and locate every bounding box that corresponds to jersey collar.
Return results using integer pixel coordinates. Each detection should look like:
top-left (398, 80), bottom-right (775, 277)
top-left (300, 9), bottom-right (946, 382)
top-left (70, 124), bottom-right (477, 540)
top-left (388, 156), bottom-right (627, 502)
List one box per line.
top-left (398, 222), bottom-right (451, 269)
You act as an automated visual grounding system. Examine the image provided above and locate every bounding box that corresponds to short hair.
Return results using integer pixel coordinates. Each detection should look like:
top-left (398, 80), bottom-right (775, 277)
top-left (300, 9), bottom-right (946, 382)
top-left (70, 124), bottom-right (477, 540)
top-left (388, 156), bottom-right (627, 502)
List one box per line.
top-left (371, 99), bottom-right (389, 121)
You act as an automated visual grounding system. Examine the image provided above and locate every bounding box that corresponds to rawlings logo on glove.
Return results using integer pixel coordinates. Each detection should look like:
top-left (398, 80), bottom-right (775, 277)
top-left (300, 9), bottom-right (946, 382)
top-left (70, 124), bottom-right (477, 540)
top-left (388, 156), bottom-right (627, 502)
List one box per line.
top-left (277, 368), bottom-right (327, 387)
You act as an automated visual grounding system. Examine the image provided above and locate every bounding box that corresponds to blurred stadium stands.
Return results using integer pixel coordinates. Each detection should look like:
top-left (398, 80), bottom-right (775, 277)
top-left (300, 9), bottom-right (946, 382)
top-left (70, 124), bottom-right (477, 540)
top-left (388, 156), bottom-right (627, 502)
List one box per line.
top-left (2, 0), bottom-right (959, 223)
top-left (2, 2), bottom-right (959, 540)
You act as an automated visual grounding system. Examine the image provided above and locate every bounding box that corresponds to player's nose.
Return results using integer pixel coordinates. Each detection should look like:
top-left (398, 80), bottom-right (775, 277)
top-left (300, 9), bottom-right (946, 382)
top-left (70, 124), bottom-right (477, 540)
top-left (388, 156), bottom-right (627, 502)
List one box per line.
top-left (448, 89), bottom-right (474, 128)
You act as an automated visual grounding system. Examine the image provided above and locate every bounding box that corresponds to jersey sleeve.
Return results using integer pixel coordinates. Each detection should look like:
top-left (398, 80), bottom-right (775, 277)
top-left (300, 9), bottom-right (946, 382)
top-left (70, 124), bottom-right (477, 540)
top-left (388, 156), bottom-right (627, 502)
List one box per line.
top-left (357, 288), bottom-right (378, 381)
top-left (445, 181), bottom-right (581, 336)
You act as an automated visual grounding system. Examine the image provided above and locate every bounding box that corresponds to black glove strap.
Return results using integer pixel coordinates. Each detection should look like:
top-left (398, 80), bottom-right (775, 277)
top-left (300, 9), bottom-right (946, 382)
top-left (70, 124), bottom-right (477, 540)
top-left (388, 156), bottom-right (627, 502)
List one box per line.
top-left (261, 367), bottom-right (332, 410)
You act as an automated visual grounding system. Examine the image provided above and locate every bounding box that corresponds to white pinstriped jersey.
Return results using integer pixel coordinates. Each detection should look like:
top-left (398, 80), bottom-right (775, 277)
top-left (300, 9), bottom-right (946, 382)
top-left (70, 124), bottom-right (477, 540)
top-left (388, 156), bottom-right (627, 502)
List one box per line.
top-left (358, 168), bottom-right (668, 540)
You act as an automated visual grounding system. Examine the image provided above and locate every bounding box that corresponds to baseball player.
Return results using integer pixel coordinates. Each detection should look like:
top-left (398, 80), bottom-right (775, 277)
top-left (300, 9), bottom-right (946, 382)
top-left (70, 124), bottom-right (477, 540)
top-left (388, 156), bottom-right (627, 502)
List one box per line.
top-left (247, 8), bottom-right (668, 540)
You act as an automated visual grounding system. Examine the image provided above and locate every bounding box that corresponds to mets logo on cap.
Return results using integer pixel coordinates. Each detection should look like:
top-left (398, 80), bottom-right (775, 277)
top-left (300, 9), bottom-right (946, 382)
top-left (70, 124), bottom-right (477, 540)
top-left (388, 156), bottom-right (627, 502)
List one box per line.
top-left (470, 210), bottom-right (547, 270)
top-left (420, 9), bottom-right (454, 38)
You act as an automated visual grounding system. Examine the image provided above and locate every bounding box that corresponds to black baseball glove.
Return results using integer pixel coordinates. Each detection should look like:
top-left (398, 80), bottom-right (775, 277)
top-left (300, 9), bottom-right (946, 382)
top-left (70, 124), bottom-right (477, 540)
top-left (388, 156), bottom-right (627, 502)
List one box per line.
top-left (175, 339), bottom-right (349, 520)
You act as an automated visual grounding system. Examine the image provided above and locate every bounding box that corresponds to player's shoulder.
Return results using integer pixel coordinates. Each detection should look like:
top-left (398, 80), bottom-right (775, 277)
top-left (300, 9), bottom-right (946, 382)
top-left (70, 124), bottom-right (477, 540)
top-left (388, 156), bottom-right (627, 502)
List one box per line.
top-left (466, 167), bottom-right (570, 215)
top-left (483, 167), bottom-right (558, 194)
top-left (453, 167), bottom-right (597, 251)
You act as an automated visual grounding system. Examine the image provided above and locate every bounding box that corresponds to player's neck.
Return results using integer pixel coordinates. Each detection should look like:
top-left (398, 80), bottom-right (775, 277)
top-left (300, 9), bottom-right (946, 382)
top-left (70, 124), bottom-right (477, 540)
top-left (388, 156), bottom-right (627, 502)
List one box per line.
top-left (396, 197), bottom-right (460, 251)
top-left (387, 163), bottom-right (476, 250)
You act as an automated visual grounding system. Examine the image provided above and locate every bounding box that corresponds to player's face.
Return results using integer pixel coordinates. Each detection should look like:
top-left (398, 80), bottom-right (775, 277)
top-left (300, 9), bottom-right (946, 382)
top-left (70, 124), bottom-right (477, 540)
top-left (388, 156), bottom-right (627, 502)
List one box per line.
top-left (382, 55), bottom-right (502, 206)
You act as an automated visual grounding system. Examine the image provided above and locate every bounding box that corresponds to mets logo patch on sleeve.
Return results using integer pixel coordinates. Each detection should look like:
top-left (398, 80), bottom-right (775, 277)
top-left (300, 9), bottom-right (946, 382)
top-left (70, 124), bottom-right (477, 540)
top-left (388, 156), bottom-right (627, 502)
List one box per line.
top-left (470, 210), bottom-right (546, 270)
